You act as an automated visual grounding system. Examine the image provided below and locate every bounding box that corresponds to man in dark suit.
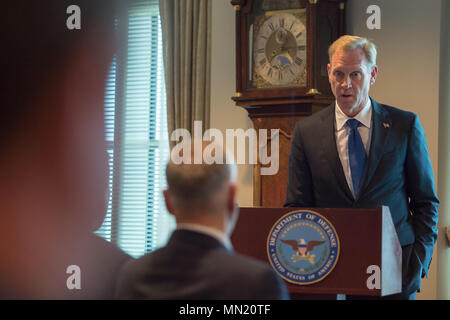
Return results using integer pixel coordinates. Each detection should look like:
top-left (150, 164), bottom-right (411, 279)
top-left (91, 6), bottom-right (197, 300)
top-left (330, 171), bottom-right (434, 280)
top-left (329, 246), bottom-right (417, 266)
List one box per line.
top-left (285, 35), bottom-right (439, 299)
top-left (116, 142), bottom-right (289, 299)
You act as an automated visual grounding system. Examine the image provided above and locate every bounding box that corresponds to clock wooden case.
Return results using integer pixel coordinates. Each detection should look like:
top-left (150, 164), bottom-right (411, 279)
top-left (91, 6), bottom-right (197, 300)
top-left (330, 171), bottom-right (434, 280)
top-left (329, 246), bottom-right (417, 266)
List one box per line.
top-left (231, 0), bottom-right (346, 207)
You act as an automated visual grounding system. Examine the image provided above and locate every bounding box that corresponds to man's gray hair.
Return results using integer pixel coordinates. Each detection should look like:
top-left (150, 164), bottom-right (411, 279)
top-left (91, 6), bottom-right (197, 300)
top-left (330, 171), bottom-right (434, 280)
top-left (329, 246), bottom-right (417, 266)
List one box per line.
top-left (166, 141), bottom-right (237, 210)
top-left (328, 35), bottom-right (377, 68)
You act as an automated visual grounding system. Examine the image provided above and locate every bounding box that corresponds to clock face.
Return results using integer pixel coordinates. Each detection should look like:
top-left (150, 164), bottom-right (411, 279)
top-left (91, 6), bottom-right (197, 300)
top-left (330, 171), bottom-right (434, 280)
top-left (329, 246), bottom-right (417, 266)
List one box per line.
top-left (253, 12), bottom-right (307, 88)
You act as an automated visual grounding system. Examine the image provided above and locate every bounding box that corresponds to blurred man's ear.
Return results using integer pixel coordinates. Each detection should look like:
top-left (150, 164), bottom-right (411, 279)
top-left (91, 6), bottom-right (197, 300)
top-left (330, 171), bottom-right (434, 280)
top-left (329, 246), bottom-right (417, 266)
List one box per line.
top-left (225, 183), bottom-right (239, 236)
top-left (227, 184), bottom-right (238, 214)
top-left (163, 189), bottom-right (175, 216)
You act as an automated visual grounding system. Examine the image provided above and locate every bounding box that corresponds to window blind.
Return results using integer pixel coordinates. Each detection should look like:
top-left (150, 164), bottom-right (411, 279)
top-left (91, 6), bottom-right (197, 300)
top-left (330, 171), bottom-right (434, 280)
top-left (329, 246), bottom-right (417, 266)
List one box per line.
top-left (96, 0), bottom-right (173, 258)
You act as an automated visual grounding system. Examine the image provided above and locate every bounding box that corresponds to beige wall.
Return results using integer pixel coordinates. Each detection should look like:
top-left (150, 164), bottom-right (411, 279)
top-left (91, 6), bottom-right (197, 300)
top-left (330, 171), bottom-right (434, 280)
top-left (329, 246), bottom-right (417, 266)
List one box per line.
top-left (210, 0), bottom-right (254, 206)
top-left (438, 0), bottom-right (450, 300)
top-left (210, 0), bottom-right (446, 299)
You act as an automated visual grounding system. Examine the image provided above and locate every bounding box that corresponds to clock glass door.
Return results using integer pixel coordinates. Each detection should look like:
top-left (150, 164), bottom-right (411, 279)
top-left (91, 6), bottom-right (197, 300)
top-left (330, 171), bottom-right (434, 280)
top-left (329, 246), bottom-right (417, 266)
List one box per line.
top-left (247, 0), bottom-right (308, 89)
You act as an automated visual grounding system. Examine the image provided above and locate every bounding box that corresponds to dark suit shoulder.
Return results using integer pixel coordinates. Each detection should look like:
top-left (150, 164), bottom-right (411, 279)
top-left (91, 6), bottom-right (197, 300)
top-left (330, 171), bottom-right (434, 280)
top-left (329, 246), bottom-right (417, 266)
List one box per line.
top-left (115, 245), bottom-right (164, 280)
top-left (373, 101), bottom-right (421, 139)
top-left (376, 102), bottom-right (417, 121)
top-left (118, 245), bottom-right (275, 283)
top-left (217, 250), bottom-right (274, 276)
top-left (212, 251), bottom-right (289, 298)
top-left (115, 245), bottom-right (288, 300)
top-left (294, 100), bottom-right (419, 130)
top-left (294, 105), bottom-right (333, 131)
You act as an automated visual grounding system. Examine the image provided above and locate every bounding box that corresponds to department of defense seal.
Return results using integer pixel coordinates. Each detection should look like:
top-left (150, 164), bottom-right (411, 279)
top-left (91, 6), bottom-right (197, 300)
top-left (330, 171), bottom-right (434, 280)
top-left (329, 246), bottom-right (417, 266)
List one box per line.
top-left (267, 210), bottom-right (340, 285)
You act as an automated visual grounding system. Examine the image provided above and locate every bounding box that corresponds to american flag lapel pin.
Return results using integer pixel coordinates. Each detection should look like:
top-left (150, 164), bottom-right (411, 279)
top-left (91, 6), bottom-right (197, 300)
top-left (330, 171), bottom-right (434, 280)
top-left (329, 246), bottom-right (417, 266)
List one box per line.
top-left (383, 122), bottom-right (390, 128)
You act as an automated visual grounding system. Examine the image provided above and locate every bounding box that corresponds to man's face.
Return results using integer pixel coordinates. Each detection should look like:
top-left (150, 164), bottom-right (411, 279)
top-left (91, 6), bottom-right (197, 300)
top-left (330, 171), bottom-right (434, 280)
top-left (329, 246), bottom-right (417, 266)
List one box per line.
top-left (327, 47), bottom-right (378, 117)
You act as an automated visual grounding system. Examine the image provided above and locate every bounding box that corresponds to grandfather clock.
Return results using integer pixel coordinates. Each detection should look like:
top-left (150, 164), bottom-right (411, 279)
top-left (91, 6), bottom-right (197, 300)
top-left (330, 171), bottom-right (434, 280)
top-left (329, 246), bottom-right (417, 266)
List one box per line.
top-left (231, 0), bottom-right (346, 206)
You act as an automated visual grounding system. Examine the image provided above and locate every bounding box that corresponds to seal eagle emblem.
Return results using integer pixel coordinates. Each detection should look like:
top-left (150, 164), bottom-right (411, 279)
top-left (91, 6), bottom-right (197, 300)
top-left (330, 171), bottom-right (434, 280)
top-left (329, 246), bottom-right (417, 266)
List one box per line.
top-left (267, 210), bottom-right (340, 285)
top-left (281, 239), bottom-right (324, 264)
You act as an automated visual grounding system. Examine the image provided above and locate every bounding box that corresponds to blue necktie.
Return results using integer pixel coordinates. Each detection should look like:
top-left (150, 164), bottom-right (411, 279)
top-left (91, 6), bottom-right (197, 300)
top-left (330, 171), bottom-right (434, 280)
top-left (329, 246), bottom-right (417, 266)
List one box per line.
top-left (347, 119), bottom-right (367, 195)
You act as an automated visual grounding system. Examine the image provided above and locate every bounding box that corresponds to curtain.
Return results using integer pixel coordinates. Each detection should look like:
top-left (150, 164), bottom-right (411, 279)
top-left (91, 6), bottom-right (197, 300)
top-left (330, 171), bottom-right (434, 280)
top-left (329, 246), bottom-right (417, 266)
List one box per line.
top-left (159, 0), bottom-right (212, 148)
top-left (96, 0), bottom-right (174, 257)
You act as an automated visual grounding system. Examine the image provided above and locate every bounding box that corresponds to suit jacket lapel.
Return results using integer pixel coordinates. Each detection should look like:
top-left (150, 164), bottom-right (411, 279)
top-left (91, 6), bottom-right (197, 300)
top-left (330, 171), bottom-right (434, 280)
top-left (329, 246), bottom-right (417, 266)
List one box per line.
top-left (357, 98), bottom-right (391, 199)
top-left (321, 103), bottom-right (354, 202)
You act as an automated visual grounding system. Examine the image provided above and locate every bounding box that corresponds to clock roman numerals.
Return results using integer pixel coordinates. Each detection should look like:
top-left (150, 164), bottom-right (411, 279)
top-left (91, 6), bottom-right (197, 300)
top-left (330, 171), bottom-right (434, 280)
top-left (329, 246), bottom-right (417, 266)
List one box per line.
top-left (289, 21), bottom-right (295, 31)
top-left (252, 12), bottom-right (307, 87)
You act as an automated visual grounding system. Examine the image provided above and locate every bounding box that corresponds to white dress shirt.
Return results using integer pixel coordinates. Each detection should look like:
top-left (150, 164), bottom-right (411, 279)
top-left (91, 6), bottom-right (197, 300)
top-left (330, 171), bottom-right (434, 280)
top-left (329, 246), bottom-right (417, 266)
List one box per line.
top-left (176, 223), bottom-right (233, 251)
top-left (335, 99), bottom-right (373, 197)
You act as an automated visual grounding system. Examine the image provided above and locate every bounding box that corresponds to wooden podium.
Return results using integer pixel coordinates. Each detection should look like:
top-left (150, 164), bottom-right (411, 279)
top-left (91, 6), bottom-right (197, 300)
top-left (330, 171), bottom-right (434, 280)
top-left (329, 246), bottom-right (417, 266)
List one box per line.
top-left (231, 206), bottom-right (402, 299)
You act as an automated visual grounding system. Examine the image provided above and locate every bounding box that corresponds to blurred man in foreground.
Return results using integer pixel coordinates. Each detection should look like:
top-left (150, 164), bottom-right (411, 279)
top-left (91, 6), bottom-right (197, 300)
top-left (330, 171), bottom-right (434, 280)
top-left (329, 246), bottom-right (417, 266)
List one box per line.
top-left (0, 1), bottom-right (130, 299)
